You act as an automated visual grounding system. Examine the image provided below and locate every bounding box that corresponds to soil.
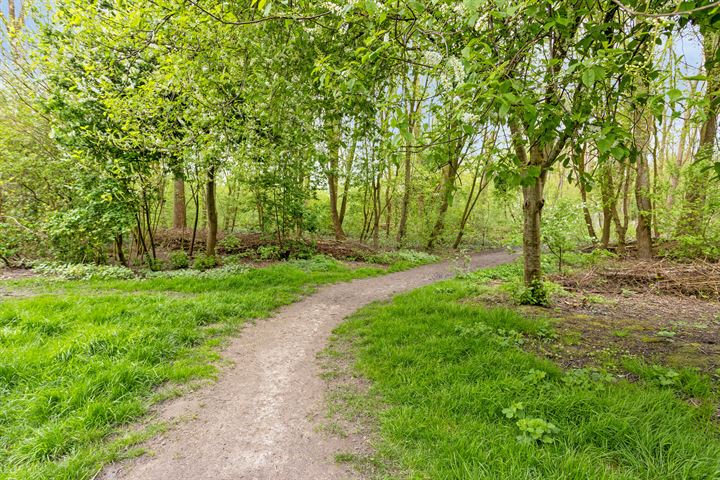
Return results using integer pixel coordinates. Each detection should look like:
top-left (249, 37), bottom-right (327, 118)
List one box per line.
top-left (474, 269), bottom-right (720, 373)
top-left (538, 290), bottom-right (720, 372)
top-left (98, 251), bottom-right (516, 480)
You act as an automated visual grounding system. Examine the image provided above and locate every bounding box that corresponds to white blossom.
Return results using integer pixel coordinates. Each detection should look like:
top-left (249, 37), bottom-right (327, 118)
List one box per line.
top-left (423, 50), bottom-right (443, 67)
top-left (461, 112), bottom-right (479, 124)
top-left (447, 56), bottom-right (465, 84)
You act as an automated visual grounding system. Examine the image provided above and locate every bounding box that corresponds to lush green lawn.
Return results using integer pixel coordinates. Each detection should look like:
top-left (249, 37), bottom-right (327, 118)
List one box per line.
top-left (0, 257), bottom-right (385, 480)
top-left (334, 276), bottom-right (720, 479)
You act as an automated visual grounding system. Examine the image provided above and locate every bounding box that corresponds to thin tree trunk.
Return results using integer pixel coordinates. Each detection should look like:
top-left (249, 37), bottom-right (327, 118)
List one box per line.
top-left (338, 137), bottom-right (356, 226)
top-left (206, 165), bottom-right (218, 256)
top-left (173, 177), bottom-right (186, 229)
top-left (396, 68), bottom-right (421, 246)
top-left (522, 172), bottom-right (546, 285)
top-left (573, 145), bottom-right (597, 241)
top-left (427, 152), bottom-right (460, 250)
top-left (115, 234), bottom-right (127, 267)
top-left (326, 116), bottom-right (345, 240)
top-left (633, 82), bottom-right (654, 259)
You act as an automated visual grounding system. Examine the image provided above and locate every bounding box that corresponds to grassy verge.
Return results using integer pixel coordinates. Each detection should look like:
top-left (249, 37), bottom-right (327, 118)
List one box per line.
top-left (0, 256), bottom-right (387, 480)
top-left (331, 266), bottom-right (720, 479)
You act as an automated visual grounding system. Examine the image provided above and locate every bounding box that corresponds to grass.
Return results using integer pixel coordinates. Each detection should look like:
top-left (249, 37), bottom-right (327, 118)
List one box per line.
top-left (0, 257), bottom-right (386, 480)
top-left (333, 276), bottom-right (720, 479)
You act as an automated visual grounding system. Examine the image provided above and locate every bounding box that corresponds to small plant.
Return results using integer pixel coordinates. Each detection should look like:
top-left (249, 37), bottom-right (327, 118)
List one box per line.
top-left (218, 235), bottom-right (242, 252)
top-left (516, 417), bottom-right (560, 444)
top-left (192, 253), bottom-right (217, 271)
top-left (649, 365), bottom-right (680, 386)
top-left (541, 199), bottom-right (590, 273)
top-left (169, 250), bottom-right (190, 269)
top-left (146, 255), bottom-right (165, 272)
top-left (502, 402), bottom-right (525, 419)
top-left (503, 402), bottom-right (559, 444)
top-left (562, 368), bottom-right (615, 390)
top-left (656, 330), bottom-right (676, 340)
top-left (257, 245), bottom-right (281, 260)
top-left (513, 279), bottom-right (550, 306)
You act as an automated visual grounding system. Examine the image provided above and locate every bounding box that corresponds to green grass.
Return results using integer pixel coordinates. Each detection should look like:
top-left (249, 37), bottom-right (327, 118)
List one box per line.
top-left (335, 279), bottom-right (720, 479)
top-left (0, 258), bottom-right (384, 480)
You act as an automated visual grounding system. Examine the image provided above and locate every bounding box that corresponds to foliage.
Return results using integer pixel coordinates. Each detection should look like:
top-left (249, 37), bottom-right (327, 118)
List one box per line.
top-left (31, 262), bottom-right (135, 280)
top-left (192, 253), bottom-right (217, 271)
top-left (512, 279), bottom-right (551, 306)
top-left (257, 245), bottom-right (281, 261)
top-left (542, 200), bottom-right (591, 272)
top-left (169, 250), bottom-right (190, 270)
top-left (365, 250), bottom-right (438, 271)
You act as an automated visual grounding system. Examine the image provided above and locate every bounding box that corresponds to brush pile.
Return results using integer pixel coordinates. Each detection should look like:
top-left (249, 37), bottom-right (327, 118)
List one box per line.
top-left (558, 259), bottom-right (720, 300)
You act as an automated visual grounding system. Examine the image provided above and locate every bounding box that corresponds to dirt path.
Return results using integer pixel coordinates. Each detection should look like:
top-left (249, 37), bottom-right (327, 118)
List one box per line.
top-left (99, 251), bottom-right (515, 480)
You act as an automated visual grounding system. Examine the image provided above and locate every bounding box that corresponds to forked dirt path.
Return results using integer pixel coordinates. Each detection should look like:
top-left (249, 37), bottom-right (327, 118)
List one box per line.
top-left (99, 251), bottom-right (515, 480)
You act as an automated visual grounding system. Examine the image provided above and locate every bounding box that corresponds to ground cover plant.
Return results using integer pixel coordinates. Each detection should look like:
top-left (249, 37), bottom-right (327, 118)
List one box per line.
top-left (0, 257), bottom-right (388, 480)
top-left (330, 262), bottom-right (720, 479)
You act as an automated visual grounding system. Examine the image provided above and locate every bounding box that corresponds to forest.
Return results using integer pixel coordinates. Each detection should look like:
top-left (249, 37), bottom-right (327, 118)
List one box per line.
top-left (1, 0), bottom-right (720, 479)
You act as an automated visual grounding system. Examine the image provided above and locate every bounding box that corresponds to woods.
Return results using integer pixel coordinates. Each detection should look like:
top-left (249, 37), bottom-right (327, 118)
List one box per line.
top-left (2, 2), bottom-right (720, 479)
top-left (1, 0), bottom-right (719, 291)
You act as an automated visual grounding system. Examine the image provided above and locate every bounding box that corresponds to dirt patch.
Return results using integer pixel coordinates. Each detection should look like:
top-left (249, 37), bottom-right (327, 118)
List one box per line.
top-left (0, 268), bottom-right (37, 281)
top-left (537, 291), bottom-right (720, 372)
top-left (98, 251), bottom-right (516, 480)
top-left (473, 266), bottom-right (720, 373)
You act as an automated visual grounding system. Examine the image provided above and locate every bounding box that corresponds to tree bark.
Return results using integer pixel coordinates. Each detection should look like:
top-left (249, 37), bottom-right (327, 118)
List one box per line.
top-left (326, 117), bottom-right (345, 240)
top-left (173, 177), bottom-right (187, 229)
top-left (633, 82), bottom-right (654, 259)
top-left (427, 141), bottom-right (460, 250)
top-left (522, 171), bottom-right (546, 285)
top-left (206, 165), bottom-right (218, 257)
top-left (573, 146), bottom-right (597, 241)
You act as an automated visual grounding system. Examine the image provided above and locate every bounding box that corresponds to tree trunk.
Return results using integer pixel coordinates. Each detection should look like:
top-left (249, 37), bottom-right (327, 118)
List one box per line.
top-left (396, 68), bottom-right (421, 246)
top-left (115, 234), bottom-right (127, 267)
top-left (206, 165), bottom-right (218, 257)
top-left (427, 157), bottom-right (459, 250)
top-left (599, 163), bottom-right (615, 248)
top-left (338, 138), bottom-right (356, 226)
top-left (633, 87), bottom-right (654, 259)
top-left (522, 172), bottom-right (546, 285)
top-left (173, 177), bottom-right (187, 229)
top-left (573, 146), bottom-right (597, 241)
top-left (326, 117), bottom-right (345, 240)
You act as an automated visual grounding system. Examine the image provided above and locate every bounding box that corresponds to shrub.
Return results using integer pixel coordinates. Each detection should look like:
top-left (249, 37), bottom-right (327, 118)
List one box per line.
top-left (169, 250), bottom-right (190, 269)
top-left (218, 235), bottom-right (242, 253)
top-left (257, 245), bottom-right (281, 260)
top-left (366, 250), bottom-right (437, 269)
top-left (192, 253), bottom-right (217, 271)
